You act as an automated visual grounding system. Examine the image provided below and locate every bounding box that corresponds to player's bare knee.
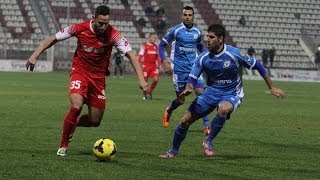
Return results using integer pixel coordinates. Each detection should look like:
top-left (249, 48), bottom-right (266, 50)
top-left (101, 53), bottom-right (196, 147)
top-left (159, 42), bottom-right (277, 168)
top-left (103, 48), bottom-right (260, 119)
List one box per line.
top-left (180, 120), bottom-right (190, 128)
top-left (180, 112), bottom-right (194, 127)
top-left (218, 102), bottom-right (233, 116)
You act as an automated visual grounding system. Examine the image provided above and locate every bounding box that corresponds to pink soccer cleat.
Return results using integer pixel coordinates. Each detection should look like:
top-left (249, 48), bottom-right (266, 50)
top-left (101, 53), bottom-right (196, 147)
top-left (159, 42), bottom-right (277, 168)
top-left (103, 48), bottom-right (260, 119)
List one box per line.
top-left (159, 151), bottom-right (176, 159)
top-left (202, 141), bottom-right (215, 156)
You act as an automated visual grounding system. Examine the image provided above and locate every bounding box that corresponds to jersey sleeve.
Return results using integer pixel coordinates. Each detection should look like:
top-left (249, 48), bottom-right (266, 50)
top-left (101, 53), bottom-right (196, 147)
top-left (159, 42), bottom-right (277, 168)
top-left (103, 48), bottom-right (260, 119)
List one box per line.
top-left (162, 27), bottom-right (175, 44)
top-left (236, 48), bottom-right (256, 69)
top-left (55, 25), bottom-right (76, 41)
top-left (194, 27), bottom-right (205, 53)
top-left (138, 43), bottom-right (145, 56)
top-left (113, 31), bottom-right (132, 55)
top-left (189, 53), bottom-right (205, 79)
top-left (196, 31), bottom-right (202, 44)
top-left (159, 27), bottom-right (175, 61)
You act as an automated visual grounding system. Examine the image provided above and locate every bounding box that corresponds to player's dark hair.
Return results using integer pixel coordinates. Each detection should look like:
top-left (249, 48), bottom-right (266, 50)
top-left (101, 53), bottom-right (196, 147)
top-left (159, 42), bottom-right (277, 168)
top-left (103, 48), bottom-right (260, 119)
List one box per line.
top-left (183, 6), bottom-right (194, 15)
top-left (94, 5), bottom-right (110, 17)
top-left (208, 24), bottom-right (225, 38)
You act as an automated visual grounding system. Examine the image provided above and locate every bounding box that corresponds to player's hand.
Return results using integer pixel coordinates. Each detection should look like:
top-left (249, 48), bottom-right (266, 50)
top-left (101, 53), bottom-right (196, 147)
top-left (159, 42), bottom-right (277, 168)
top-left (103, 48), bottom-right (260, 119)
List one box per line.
top-left (179, 89), bottom-right (192, 97)
top-left (270, 87), bottom-right (285, 99)
top-left (26, 61), bottom-right (35, 71)
top-left (162, 60), bottom-right (172, 74)
top-left (139, 80), bottom-right (149, 92)
top-left (179, 83), bottom-right (193, 97)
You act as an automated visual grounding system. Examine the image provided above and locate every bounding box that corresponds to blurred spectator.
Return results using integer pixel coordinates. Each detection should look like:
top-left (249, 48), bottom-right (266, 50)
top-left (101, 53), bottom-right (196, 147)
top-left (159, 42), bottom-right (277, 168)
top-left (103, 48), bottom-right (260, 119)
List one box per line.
top-left (145, 6), bottom-right (155, 16)
top-left (247, 45), bottom-right (256, 57)
top-left (137, 17), bottom-right (147, 27)
top-left (315, 50), bottom-right (320, 71)
top-left (261, 49), bottom-right (272, 76)
top-left (156, 6), bottom-right (165, 17)
top-left (239, 15), bottom-right (246, 26)
top-left (269, 47), bottom-right (276, 68)
top-left (113, 50), bottom-right (124, 78)
top-left (156, 18), bottom-right (166, 33)
top-left (120, 0), bottom-right (129, 6)
top-left (261, 49), bottom-right (269, 67)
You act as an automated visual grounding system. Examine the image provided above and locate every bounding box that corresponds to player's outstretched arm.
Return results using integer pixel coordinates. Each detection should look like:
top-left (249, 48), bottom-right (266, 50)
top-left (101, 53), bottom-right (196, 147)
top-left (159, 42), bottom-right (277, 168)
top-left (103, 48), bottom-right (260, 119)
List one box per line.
top-left (252, 60), bottom-right (285, 99)
top-left (270, 86), bottom-right (285, 99)
top-left (125, 50), bottom-right (149, 91)
top-left (262, 74), bottom-right (285, 99)
top-left (26, 35), bottom-right (58, 71)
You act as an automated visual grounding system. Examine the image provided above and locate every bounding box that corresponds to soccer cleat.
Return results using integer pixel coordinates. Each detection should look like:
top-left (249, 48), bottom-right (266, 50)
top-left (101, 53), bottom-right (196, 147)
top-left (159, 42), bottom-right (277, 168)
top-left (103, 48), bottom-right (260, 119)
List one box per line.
top-left (143, 93), bottom-right (152, 100)
top-left (202, 141), bottom-right (215, 156)
top-left (147, 93), bottom-right (152, 100)
top-left (57, 147), bottom-right (68, 157)
top-left (161, 107), bottom-right (171, 128)
top-left (143, 92), bottom-right (148, 100)
top-left (159, 151), bottom-right (176, 159)
top-left (204, 127), bottom-right (211, 136)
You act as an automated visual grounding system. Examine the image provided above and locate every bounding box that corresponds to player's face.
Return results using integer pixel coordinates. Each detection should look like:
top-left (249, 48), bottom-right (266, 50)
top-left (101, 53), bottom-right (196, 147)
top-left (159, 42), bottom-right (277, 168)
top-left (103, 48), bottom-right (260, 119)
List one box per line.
top-left (93, 15), bottom-right (110, 35)
top-left (206, 32), bottom-right (223, 54)
top-left (182, 9), bottom-right (194, 27)
top-left (149, 34), bottom-right (156, 44)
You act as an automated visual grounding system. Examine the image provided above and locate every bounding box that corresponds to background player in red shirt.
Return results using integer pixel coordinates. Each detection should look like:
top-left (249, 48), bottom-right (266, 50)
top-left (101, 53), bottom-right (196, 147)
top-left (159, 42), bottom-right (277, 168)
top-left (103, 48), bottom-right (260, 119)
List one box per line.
top-left (138, 33), bottom-right (160, 100)
top-left (25, 5), bottom-right (148, 156)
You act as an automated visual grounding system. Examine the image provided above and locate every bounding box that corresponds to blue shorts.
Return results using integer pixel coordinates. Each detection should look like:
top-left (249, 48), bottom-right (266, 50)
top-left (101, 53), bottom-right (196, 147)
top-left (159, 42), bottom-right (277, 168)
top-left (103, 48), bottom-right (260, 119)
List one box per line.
top-left (188, 92), bottom-right (242, 119)
top-left (172, 72), bottom-right (204, 94)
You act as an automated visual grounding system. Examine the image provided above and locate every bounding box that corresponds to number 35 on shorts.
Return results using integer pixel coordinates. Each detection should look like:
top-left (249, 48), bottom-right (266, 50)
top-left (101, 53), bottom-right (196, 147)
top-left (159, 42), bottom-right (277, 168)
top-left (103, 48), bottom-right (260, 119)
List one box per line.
top-left (70, 80), bottom-right (81, 89)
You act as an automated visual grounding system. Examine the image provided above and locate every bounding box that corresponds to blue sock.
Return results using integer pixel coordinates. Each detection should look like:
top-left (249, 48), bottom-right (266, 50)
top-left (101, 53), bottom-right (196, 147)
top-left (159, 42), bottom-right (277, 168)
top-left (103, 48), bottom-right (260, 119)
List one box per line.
top-left (170, 125), bottom-right (188, 154)
top-left (167, 98), bottom-right (182, 114)
top-left (205, 115), bottom-right (227, 143)
top-left (202, 115), bottom-right (210, 128)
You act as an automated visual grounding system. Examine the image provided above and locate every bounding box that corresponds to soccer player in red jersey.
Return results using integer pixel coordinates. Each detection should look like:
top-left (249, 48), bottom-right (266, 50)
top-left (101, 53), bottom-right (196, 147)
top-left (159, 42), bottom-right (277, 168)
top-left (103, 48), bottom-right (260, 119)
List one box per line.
top-left (25, 5), bottom-right (148, 156)
top-left (138, 33), bottom-right (160, 100)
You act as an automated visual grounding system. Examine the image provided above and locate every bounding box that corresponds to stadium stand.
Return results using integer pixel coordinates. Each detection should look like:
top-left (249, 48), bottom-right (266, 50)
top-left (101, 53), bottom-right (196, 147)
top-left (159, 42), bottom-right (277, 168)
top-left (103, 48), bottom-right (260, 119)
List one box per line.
top-left (0, 0), bottom-right (39, 59)
top-left (137, 0), bottom-right (165, 37)
top-left (207, 0), bottom-right (320, 69)
top-left (0, 0), bottom-right (319, 70)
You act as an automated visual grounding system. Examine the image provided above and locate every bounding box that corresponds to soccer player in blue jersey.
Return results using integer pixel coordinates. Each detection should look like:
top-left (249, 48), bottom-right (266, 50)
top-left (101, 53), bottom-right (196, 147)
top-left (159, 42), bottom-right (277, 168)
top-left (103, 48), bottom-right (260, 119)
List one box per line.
top-left (159, 6), bottom-right (210, 135)
top-left (159, 24), bottom-right (285, 159)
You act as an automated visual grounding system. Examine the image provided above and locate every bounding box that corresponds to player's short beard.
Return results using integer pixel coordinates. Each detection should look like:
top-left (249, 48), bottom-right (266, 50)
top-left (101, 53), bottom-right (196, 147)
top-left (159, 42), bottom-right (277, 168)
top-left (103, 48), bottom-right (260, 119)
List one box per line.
top-left (209, 42), bottom-right (221, 54)
top-left (93, 24), bottom-right (105, 35)
top-left (97, 29), bottom-right (105, 35)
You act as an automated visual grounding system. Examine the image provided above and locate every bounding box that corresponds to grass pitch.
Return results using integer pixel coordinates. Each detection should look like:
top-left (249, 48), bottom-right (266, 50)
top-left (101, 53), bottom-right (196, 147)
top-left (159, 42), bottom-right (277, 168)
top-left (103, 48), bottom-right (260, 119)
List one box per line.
top-left (0, 71), bottom-right (319, 179)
